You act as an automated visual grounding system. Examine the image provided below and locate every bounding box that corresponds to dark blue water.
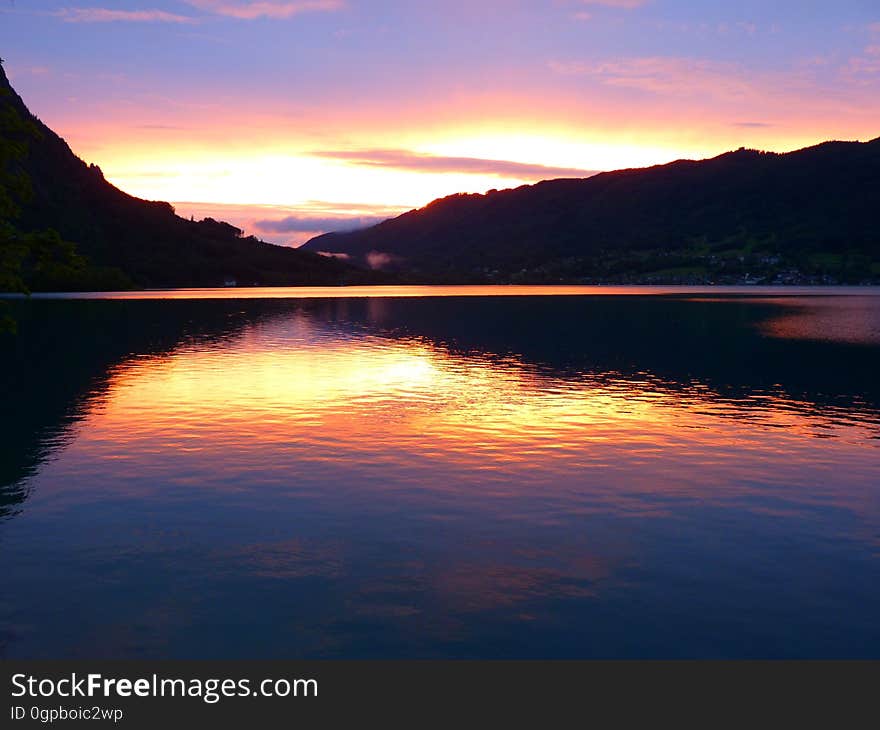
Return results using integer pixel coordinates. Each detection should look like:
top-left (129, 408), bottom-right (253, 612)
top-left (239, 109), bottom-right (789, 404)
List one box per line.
top-left (1, 287), bottom-right (879, 658)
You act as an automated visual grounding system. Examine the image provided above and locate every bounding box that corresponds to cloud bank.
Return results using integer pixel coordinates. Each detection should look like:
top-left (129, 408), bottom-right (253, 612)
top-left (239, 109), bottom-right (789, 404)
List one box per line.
top-left (254, 214), bottom-right (389, 233)
top-left (184, 0), bottom-right (345, 19)
top-left (56, 8), bottom-right (195, 23)
top-left (312, 149), bottom-right (598, 179)
top-left (549, 56), bottom-right (753, 101)
top-left (578, 0), bottom-right (647, 7)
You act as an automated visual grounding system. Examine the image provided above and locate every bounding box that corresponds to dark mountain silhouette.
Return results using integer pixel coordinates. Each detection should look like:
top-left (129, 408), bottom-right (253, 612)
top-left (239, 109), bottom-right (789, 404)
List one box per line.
top-left (0, 62), bottom-right (367, 289)
top-left (304, 138), bottom-right (880, 284)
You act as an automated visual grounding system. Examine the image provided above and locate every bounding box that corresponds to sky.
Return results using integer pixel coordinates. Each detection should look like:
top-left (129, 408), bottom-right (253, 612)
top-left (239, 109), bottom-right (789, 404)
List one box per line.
top-left (1, 0), bottom-right (879, 244)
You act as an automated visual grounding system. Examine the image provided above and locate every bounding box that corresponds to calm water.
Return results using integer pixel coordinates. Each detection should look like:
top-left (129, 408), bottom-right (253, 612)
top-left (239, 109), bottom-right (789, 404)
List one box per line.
top-left (1, 287), bottom-right (879, 658)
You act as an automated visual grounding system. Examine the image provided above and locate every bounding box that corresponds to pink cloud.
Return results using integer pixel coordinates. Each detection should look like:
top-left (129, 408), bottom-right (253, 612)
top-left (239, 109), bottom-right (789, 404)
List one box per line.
top-left (184, 0), bottom-right (345, 19)
top-left (254, 214), bottom-right (389, 233)
top-left (549, 56), bottom-right (754, 100)
top-left (56, 8), bottom-right (196, 23)
top-left (844, 44), bottom-right (880, 80)
top-left (170, 201), bottom-right (406, 246)
top-left (578, 0), bottom-right (647, 8)
top-left (842, 25), bottom-right (880, 81)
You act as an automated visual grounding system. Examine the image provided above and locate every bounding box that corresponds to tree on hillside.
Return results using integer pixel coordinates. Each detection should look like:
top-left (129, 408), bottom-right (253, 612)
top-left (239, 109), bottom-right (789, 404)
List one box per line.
top-left (1, 78), bottom-right (88, 331)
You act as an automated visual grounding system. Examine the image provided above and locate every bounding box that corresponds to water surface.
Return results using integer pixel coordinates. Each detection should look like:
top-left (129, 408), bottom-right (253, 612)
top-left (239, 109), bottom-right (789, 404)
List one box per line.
top-left (1, 287), bottom-right (878, 658)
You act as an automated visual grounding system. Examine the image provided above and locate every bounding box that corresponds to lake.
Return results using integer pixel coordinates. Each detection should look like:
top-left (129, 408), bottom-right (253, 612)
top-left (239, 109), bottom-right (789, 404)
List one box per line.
top-left (1, 286), bottom-right (879, 658)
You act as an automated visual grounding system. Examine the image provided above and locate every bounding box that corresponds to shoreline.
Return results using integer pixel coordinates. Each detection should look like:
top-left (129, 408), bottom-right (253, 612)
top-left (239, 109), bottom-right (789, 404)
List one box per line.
top-left (3, 283), bottom-right (880, 301)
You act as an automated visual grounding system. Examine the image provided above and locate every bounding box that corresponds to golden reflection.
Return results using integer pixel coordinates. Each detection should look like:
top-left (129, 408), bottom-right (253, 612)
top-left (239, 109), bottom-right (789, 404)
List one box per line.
top-left (51, 314), bottom-right (878, 520)
top-left (6, 303), bottom-right (879, 657)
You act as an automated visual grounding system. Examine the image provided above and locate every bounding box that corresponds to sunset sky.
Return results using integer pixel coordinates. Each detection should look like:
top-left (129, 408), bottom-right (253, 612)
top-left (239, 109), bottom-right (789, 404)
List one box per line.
top-left (2, 0), bottom-right (879, 244)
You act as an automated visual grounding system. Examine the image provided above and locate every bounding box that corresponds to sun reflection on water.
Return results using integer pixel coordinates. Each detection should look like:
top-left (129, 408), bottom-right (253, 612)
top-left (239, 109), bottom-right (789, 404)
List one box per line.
top-left (41, 311), bottom-right (876, 521)
top-left (2, 294), bottom-right (879, 659)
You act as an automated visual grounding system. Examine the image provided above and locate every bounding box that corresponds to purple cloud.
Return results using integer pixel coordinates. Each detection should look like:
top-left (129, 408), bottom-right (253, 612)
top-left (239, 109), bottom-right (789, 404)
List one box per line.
top-left (311, 149), bottom-right (598, 179)
top-left (254, 214), bottom-right (389, 233)
top-left (579, 0), bottom-right (647, 7)
top-left (56, 8), bottom-right (196, 23)
top-left (184, 1), bottom-right (345, 19)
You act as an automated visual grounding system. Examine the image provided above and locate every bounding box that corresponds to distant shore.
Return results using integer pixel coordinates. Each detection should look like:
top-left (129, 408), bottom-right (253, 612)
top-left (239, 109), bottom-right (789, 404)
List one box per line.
top-left (3, 283), bottom-right (880, 302)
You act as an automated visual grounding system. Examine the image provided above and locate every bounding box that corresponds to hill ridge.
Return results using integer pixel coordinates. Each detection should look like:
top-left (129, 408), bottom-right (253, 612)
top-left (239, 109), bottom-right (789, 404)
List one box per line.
top-left (0, 61), bottom-right (364, 289)
top-left (303, 135), bottom-right (880, 284)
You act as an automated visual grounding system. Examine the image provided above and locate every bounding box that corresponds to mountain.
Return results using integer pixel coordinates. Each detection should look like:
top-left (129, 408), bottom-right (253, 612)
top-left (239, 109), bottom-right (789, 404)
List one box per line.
top-left (304, 138), bottom-right (880, 284)
top-left (0, 62), bottom-right (366, 290)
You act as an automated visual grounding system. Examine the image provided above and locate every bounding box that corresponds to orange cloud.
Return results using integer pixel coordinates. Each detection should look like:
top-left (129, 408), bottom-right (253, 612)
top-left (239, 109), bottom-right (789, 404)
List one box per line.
top-left (56, 8), bottom-right (196, 23)
top-left (184, 0), bottom-right (345, 19)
